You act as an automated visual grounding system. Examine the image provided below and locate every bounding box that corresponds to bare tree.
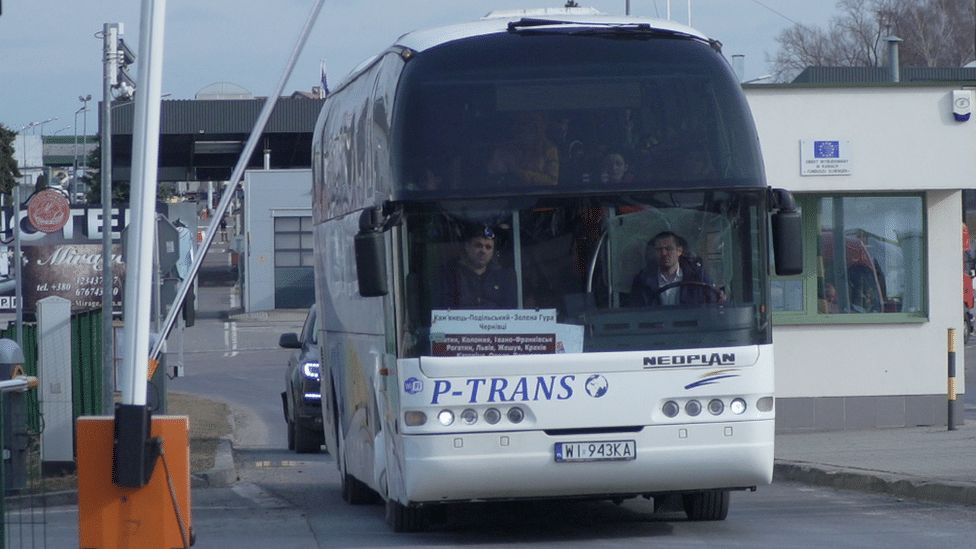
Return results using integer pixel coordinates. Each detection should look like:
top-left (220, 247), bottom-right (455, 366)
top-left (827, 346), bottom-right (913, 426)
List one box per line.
top-left (896, 0), bottom-right (976, 67)
top-left (768, 0), bottom-right (975, 82)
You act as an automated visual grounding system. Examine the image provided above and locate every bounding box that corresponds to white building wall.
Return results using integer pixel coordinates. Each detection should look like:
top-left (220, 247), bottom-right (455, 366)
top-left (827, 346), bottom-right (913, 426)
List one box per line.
top-left (242, 169), bottom-right (312, 312)
top-left (748, 86), bottom-right (976, 192)
top-left (746, 85), bottom-right (975, 431)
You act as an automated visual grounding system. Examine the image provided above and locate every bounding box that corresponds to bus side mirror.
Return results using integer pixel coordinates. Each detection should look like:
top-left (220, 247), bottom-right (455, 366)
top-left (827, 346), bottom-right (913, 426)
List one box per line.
top-left (355, 208), bottom-right (389, 298)
top-left (355, 230), bottom-right (388, 297)
top-left (770, 188), bottom-right (803, 276)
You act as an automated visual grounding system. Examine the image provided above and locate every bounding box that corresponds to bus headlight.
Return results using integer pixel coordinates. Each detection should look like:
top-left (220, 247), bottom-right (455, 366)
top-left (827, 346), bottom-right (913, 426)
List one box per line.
top-left (730, 398), bottom-right (747, 415)
top-left (685, 400), bottom-right (702, 417)
top-left (460, 408), bottom-right (478, 425)
top-left (662, 401), bottom-right (680, 418)
top-left (484, 408), bottom-right (501, 425)
top-left (707, 399), bottom-right (724, 415)
top-left (404, 411), bottom-right (427, 426)
top-left (438, 410), bottom-right (455, 426)
top-left (507, 407), bottom-right (525, 424)
top-left (757, 396), bottom-right (774, 412)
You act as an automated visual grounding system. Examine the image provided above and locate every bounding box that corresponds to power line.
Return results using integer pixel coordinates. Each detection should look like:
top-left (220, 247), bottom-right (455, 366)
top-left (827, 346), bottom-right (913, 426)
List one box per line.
top-left (747, 0), bottom-right (802, 26)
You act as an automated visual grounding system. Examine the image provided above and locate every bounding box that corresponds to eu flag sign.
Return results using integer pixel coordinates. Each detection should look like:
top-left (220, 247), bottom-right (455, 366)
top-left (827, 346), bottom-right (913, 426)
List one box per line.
top-left (801, 139), bottom-right (851, 176)
top-left (814, 141), bottom-right (840, 158)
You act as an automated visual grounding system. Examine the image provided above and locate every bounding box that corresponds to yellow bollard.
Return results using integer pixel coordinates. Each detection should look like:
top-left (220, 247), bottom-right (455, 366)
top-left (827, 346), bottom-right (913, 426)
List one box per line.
top-left (948, 328), bottom-right (958, 431)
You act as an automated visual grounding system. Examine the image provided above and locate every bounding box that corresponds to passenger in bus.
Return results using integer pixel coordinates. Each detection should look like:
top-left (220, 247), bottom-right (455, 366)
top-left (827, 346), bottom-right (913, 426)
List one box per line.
top-left (630, 231), bottom-right (722, 306)
top-left (682, 145), bottom-right (716, 180)
top-left (433, 225), bottom-right (517, 310)
top-left (549, 115), bottom-right (585, 184)
top-left (487, 112), bottom-right (559, 186)
top-left (600, 150), bottom-right (636, 186)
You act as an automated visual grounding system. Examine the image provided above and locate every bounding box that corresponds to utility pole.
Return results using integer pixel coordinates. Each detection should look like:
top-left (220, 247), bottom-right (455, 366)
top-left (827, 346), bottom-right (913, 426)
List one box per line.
top-left (79, 94), bottom-right (91, 202)
top-left (101, 23), bottom-right (119, 415)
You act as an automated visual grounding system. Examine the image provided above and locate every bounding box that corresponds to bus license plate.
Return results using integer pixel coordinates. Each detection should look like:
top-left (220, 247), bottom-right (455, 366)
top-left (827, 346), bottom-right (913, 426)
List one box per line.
top-left (554, 440), bottom-right (637, 462)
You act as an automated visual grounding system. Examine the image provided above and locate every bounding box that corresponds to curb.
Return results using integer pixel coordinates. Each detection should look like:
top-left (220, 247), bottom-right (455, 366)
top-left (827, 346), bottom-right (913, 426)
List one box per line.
top-left (774, 460), bottom-right (976, 507)
top-left (8, 438), bottom-right (238, 508)
top-left (192, 436), bottom-right (237, 488)
top-left (5, 489), bottom-right (78, 508)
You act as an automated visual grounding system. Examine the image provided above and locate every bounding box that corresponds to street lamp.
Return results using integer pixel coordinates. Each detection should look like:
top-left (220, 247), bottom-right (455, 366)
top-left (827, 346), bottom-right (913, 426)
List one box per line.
top-left (17, 122), bottom-right (39, 186)
top-left (73, 106), bottom-right (89, 204)
top-left (76, 94), bottom-right (92, 204)
top-left (34, 117), bottom-right (57, 135)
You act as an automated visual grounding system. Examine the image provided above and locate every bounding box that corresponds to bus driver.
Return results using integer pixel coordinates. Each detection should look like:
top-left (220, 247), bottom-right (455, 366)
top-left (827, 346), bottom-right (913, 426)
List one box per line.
top-left (630, 231), bottom-right (721, 306)
top-left (433, 226), bottom-right (517, 310)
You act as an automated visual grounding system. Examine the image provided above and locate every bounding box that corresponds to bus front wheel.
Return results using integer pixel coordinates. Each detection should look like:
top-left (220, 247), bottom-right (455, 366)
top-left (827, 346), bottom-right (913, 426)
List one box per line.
top-left (386, 498), bottom-right (427, 532)
top-left (683, 490), bottom-right (730, 521)
top-left (342, 472), bottom-right (380, 505)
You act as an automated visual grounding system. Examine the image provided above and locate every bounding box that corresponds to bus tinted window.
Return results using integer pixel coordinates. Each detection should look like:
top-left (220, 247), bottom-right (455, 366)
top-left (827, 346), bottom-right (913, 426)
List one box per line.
top-left (393, 33), bottom-right (763, 199)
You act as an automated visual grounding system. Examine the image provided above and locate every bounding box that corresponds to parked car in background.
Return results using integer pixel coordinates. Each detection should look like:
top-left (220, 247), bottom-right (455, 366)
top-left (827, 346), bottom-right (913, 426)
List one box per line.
top-left (279, 306), bottom-right (324, 453)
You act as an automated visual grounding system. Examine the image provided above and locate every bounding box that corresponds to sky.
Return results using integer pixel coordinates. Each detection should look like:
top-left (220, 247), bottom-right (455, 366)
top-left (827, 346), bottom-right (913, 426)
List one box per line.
top-left (0, 0), bottom-right (837, 137)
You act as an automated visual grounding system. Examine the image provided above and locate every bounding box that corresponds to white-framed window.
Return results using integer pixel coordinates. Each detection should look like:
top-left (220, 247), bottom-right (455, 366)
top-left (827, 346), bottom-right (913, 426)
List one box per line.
top-left (772, 194), bottom-right (926, 323)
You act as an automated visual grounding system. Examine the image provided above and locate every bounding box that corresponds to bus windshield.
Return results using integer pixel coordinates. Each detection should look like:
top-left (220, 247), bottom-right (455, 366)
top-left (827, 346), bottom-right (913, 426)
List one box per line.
top-left (392, 32), bottom-right (763, 200)
top-left (399, 189), bottom-right (770, 358)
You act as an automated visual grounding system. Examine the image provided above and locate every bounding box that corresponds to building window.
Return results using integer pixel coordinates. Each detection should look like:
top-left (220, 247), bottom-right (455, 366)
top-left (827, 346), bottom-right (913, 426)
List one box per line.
top-left (274, 216), bottom-right (314, 309)
top-left (772, 194), bottom-right (925, 323)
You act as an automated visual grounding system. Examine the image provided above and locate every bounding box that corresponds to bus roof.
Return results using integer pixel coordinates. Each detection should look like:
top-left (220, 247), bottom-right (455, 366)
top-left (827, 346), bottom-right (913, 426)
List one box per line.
top-left (333, 9), bottom-right (715, 93)
top-left (394, 9), bottom-right (712, 54)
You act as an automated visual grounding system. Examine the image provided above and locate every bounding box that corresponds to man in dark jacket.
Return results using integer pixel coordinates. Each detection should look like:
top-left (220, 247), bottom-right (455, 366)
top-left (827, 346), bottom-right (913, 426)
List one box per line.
top-left (434, 227), bottom-right (517, 309)
top-left (630, 231), bottom-right (720, 306)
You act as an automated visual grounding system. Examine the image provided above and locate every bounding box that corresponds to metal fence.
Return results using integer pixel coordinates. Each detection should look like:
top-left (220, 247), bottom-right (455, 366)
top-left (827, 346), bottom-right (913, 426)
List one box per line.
top-left (0, 345), bottom-right (43, 549)
top-left (1, 309), bottom-right (104, 549)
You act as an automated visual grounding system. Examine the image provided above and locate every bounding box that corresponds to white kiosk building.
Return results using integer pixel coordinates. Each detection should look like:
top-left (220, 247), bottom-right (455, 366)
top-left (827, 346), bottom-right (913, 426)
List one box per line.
top-left (746, 82), bottom-right (975, 432)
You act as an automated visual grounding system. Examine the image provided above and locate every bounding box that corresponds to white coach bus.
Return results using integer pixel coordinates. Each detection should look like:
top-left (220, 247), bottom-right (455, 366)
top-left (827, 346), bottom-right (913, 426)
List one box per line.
top-left (311, 8), bottom-right (801, 531)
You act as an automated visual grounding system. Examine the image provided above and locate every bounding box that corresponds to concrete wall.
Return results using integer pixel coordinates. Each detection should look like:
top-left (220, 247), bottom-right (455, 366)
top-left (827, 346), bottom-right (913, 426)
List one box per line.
top-left (746, 85), bottom-right (976, 432)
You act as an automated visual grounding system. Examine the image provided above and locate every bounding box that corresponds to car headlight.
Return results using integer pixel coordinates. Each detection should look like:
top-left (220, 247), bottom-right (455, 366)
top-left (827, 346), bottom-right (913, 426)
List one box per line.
top-left (301, 361), bottom-right (320, 381)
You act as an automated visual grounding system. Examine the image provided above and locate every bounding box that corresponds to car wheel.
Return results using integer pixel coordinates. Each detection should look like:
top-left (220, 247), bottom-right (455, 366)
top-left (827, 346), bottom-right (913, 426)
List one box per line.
top-left (294, 422), bottom-right (321, 454)
top-left (683, 490), bottom-right (730, 521)
top-left (286, 418), bottom-right (296, 451)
